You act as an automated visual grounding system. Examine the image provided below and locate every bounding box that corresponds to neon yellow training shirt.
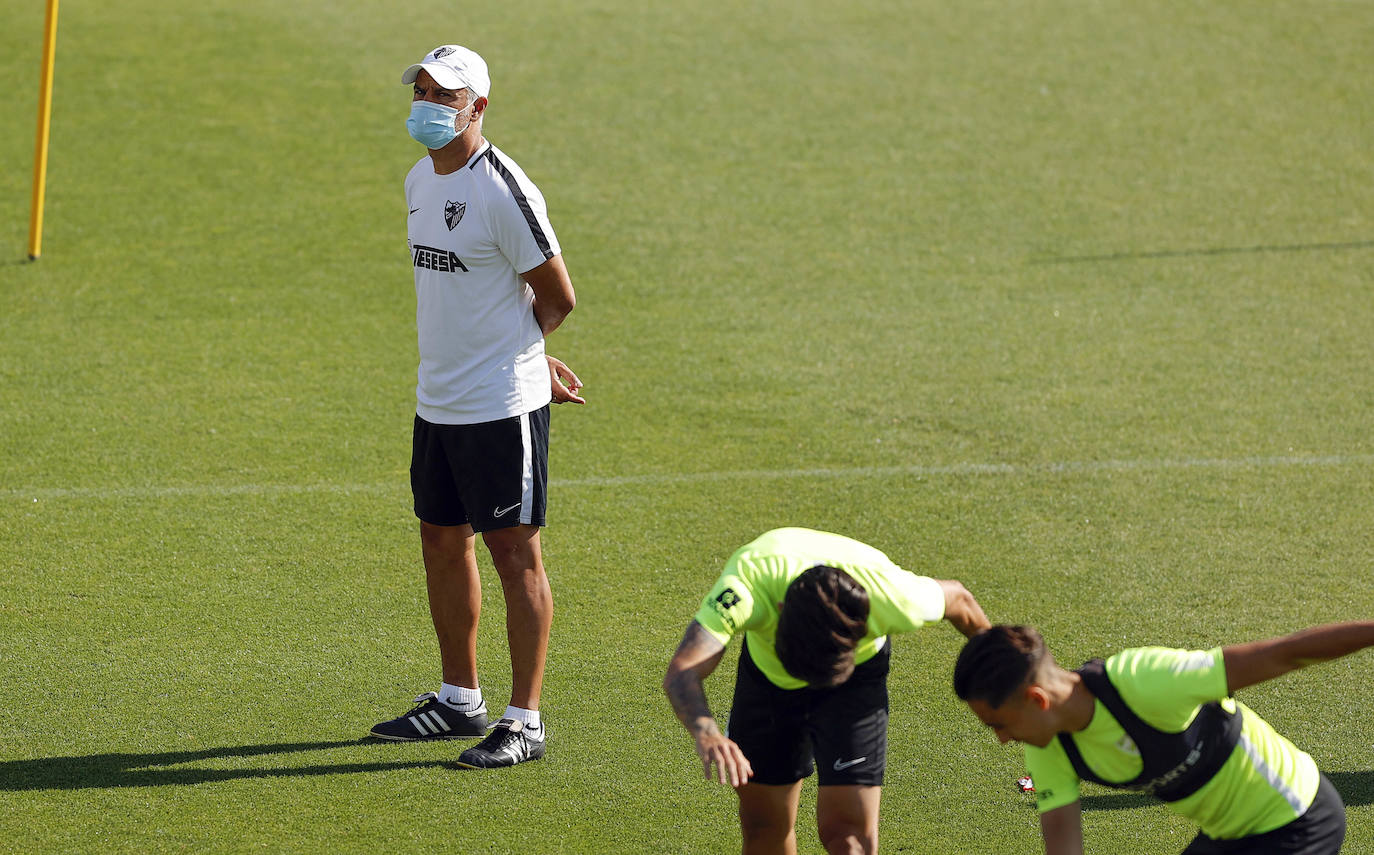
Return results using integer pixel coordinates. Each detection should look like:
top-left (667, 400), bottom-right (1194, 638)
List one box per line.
top-left (1025, 647), bottom-right (1320, 840)
top-left (692, 528), bottom-right (946, 690)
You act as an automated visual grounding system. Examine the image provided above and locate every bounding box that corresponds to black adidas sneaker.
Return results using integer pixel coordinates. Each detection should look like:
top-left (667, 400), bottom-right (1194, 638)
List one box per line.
top-left (370, 692), bottom-right (488, 741)
top-left (455, 718), bottom-right (546, 768)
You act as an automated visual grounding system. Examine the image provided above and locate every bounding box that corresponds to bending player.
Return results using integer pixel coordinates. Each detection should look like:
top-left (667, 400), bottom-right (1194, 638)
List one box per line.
top-left (953, 621), bottom-right (1374, 854)
top-left (664, 527), bottom-right (990, 855)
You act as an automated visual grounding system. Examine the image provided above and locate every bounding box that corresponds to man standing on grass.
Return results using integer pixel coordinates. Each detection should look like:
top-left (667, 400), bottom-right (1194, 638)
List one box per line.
top-left (368, 44), bottom-right (583, 769)
top-left (954, 622), bottom-right (1374, 854)
top-left (664, 527), bottom-right (990, 854)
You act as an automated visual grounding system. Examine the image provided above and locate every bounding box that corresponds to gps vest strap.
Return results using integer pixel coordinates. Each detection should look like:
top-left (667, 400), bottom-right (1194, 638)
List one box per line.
top-left (1056, 658), bottom-right (1243, 802)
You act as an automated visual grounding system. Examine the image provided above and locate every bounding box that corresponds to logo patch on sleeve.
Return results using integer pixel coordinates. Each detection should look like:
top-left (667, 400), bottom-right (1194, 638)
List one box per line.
top-left (711, 588), bottom-right (742, 630)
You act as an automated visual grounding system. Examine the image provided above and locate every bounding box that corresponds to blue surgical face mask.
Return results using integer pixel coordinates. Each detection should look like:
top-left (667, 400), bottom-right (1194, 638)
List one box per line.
top-left (406, 100), bottom-right (474, 149)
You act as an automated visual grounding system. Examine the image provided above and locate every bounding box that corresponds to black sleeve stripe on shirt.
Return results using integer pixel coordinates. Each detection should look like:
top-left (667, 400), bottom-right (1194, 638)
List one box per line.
top-left (476, 147), bottom-right (555, 261)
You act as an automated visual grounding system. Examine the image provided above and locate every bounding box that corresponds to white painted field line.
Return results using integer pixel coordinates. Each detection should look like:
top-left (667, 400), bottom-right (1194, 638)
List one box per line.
top-left (4, 454), bottom-right (1372, 503)
top-left (556, 454), bottom-right (1374, 487)
top-left (3, 482), bottom-right (398, 502)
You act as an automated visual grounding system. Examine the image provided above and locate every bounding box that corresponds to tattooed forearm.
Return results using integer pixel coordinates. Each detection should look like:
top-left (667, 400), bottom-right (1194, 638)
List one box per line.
top-left (666, 670), bottom-right (718, 734)
top-left (663, 621), bottom-right (727, 735)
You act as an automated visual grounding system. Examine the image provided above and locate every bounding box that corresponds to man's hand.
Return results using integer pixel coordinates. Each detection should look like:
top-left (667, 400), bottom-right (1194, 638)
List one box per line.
top-left (547, 355), bottom-right (585, 404)
top-left (693, 722), bottom-right (754, 787)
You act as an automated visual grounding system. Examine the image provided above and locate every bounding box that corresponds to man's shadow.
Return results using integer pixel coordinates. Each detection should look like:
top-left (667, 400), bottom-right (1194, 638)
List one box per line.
top-left (1080, 770), bottom-right (1374, 811)
top-left (0, 739), bottom-right (452, 790)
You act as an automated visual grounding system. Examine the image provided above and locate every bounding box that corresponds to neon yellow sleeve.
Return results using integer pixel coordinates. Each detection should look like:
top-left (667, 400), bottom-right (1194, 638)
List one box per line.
top-left (692, 570), bottom-right (759, 646)
top-left (860, 568), bottom-right (945, 634)
top-left (1024, 741), bottom-right (1082, 813)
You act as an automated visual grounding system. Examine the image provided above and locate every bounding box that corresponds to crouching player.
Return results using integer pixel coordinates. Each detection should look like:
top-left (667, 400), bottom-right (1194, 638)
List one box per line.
top-left (664, 528), bottom-right (990, 855)
top-left (954, 622), bottom-right (1374, 854)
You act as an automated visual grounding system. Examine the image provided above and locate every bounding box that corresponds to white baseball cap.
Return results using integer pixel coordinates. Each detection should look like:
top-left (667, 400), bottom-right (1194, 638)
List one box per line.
top-left (401, 45), bottom-right (490, 98)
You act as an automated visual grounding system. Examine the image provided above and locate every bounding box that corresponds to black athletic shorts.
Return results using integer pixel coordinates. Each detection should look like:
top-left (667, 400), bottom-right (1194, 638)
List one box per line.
top-left (726, 637), bottom-right (890, 787)
top-left (410, 409), bottom-right (549, 532)
top-left (1180, 773), bottom-right (1346, 854)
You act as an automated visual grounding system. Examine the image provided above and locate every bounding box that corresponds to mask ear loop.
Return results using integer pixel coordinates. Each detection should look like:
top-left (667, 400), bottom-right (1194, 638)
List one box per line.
top-left (453, 105), bottom-right (475, 137)
top-left (452, 102), bottom-right (475, 137)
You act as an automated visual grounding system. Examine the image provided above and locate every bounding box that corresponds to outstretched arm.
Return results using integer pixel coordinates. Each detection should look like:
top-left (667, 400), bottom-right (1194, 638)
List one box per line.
top-left (936, 579), bottom-right (992, 639)
top-left (1223, 620), bottom-right (1374, 694)
top-left (663, 620), bottom-right (754, 787)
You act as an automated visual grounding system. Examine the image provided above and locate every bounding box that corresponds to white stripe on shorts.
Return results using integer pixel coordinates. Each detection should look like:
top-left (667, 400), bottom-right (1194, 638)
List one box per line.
top-left (519, 412), bottom-right (534, 524)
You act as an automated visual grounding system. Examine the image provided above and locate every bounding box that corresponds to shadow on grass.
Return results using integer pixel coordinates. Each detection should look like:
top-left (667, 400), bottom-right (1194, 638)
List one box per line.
top-left (1031, 239), bottom-right (1373, 265)
top-left (1327, 770), bottom-right (1374, 808)
top-left (1078, 769), bottom-right (1374, 813)
top-left (1080, 791), bottom-right (1156, 812)
top-left (0, 739), bottom-right (454, 790)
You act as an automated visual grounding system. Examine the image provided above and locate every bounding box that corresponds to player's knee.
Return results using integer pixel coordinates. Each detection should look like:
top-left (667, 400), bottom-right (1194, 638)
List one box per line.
top-left (420, 521), bottom-right (468, 553)
top-left (739, 817), bottom-right (794, 851)
top-left (817, 810), bottom-right (877, 855)
top-left (818, 824), bottom-right (875, 855)
top-left (738, 801), bottom-right (794, 845)
top-left (478, 533), bottom-right (529, 569)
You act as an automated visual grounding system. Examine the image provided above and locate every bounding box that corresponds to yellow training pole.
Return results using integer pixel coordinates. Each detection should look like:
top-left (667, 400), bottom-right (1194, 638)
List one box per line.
top-left (28, 0), bottom-right (61, 261)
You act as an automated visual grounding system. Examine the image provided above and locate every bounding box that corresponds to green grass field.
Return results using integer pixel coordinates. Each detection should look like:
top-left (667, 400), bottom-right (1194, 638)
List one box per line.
top-left (3, 0), bottom-right (1372, 852)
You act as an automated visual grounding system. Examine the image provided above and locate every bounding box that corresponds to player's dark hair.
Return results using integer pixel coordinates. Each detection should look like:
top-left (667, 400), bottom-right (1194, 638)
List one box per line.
top-left (952, 625), bottom-right (1048, 707)
top-left (775, 565), bottom-right (870, 688)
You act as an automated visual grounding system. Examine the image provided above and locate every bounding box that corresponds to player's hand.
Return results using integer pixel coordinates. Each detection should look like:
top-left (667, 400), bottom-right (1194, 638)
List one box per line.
top-left (694, 732), bottom-right (753, 787)
top-left (547, 354), bottom-right (585, 404)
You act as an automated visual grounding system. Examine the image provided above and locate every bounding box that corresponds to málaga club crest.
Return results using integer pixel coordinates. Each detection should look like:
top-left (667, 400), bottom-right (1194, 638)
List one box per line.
top-left (445, 200), bottom-right (466, 231)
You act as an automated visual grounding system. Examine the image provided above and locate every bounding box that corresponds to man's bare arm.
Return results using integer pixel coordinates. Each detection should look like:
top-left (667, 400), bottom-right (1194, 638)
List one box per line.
top-left (936, 579), bottom-right (992, 639)
top-left (664, 621), bottom-right (726, 734)
top-left (1040, 802), bottom-right (1084, 855)
top-left (522, 255), bottom-right (575, 336)
top-left (1223, 620), bottom-right (1374, 694)
top-left (663, 620), bottom-right (753, 786)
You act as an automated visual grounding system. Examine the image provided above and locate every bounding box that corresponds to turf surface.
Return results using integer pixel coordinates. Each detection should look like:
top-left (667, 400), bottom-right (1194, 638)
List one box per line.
top-left (2, 0), bottom-right (1372, 852)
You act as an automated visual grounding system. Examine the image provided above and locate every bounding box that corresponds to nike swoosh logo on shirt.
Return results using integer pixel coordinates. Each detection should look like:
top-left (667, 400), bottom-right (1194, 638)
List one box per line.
top-left (409, 207), bottom-right (421, 214)
top-left (493, 503), bottom-right (521, 518)
top-left (833, 757), bottom-right (867, 771)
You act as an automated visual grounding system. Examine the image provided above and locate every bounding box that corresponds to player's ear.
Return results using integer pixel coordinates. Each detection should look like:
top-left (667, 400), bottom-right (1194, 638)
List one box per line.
top-left (1026, 683), bottom-right (1051, 711)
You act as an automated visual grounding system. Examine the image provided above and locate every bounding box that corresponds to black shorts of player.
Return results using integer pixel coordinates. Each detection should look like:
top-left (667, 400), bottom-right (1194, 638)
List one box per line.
top-left (410, 408), bottom-right (548, 532)
top-left (1180, 773), bottom-right (1345, 855)
top-left (726, 637), bottom-right (890, 787)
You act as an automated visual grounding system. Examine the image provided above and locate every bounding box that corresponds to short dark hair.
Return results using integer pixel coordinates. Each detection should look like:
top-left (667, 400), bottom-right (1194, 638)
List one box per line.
top-left (775, 565), bottom-right (871, 687)
top-left (952, 625), bottom-right (1048, 707)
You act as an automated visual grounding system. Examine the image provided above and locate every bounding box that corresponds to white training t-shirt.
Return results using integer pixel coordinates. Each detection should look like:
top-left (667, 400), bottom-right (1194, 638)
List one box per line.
top-left (405, 141), bottom-right (561, 424)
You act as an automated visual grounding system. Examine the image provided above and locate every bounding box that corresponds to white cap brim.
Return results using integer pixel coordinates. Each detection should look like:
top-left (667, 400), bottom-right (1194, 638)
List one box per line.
top-left (401, 62), bottom-right (467, 91)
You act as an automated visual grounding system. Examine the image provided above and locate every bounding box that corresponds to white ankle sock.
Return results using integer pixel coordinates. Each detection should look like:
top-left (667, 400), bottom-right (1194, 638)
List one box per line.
top-left (440, 683), bottom-right (483, 711)
top-left (502, 705), bottom-right (540, 728)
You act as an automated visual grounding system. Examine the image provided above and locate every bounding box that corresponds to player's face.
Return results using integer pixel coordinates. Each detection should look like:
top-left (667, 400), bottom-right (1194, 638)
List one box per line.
top-left (967, 691), bottom-right (1056, 749)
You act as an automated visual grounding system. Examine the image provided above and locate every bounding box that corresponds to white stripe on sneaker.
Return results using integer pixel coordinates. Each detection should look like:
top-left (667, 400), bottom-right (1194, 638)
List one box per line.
top-left (424, 711), bottom-right (451, 733)
top-left (410, 715), bottom-right (439, 735)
